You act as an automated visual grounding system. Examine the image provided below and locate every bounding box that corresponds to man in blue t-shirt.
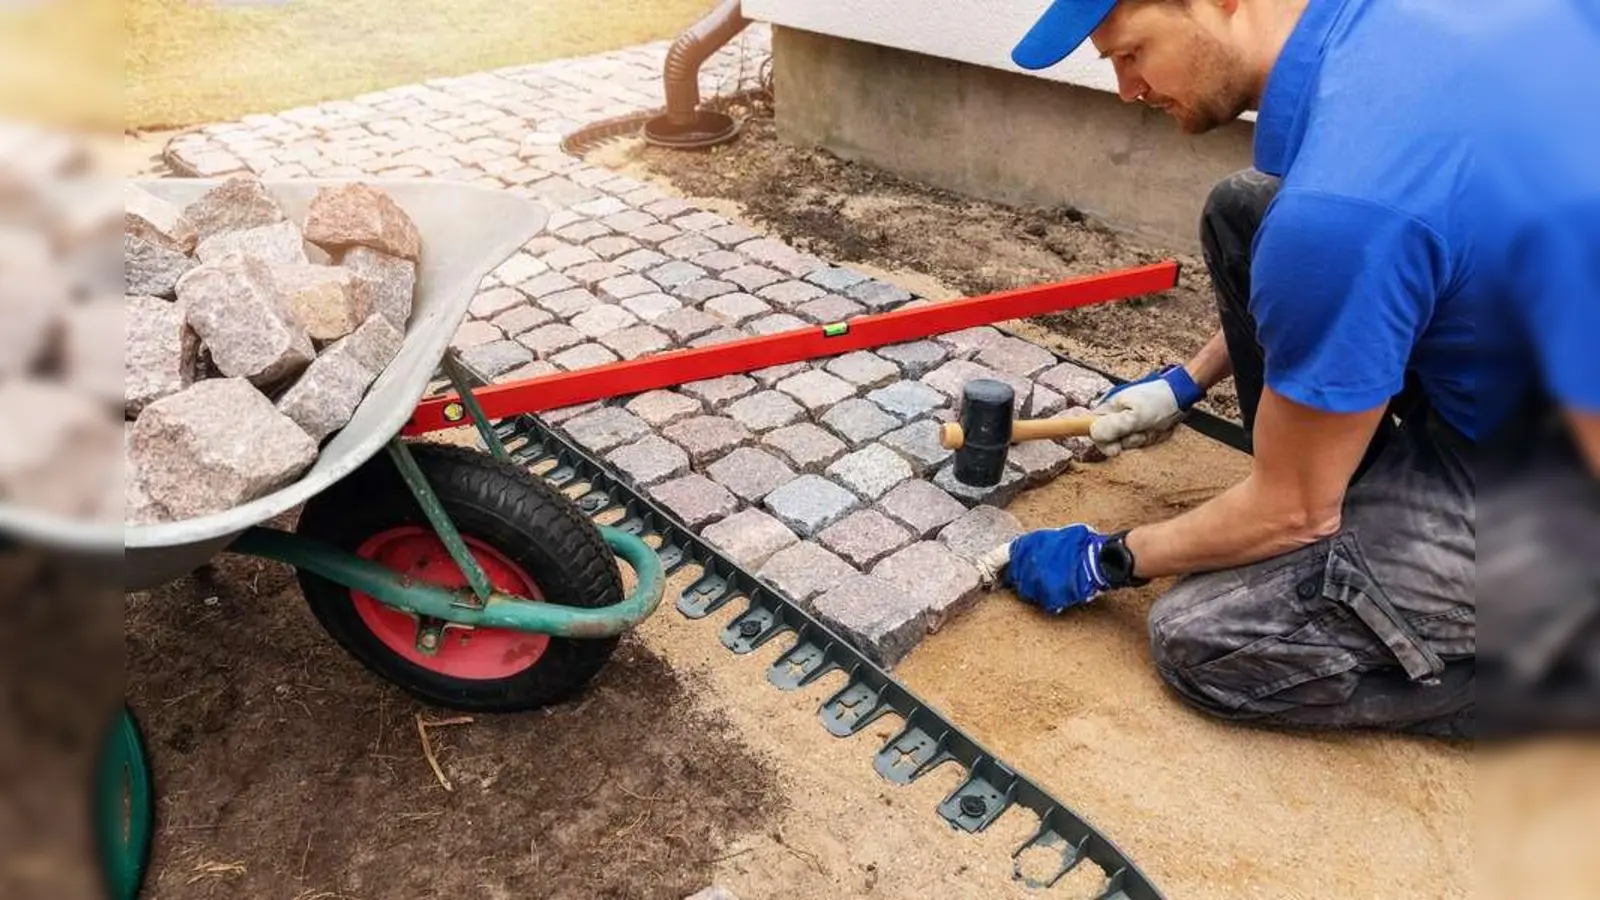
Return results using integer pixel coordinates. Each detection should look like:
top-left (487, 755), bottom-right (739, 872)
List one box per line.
top-left (991, 0), bottom-right (1600, 737)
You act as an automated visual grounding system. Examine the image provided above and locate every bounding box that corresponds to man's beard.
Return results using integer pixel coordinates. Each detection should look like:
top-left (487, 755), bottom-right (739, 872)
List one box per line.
top-left (1157, 28), bottom-right (1252, 134)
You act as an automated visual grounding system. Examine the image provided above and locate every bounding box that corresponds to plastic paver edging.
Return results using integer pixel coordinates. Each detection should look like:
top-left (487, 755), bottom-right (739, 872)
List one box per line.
top-left (447, 360), bottom-right (1172, 900)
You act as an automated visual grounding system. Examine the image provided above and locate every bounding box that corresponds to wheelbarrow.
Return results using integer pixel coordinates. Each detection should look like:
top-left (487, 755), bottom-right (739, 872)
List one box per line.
top-left (36, 178), bottom-right (669, 900)
top-left (116, 178), bottom-right (667, 713)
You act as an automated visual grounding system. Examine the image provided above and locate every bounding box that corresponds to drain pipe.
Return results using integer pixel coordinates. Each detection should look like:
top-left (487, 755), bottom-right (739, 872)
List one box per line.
top-left (644, 0), bottom-right (750, 148)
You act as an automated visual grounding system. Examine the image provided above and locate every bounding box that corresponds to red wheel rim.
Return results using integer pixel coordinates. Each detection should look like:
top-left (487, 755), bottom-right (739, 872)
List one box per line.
top-left (351, 526), bottom-right (551, 680)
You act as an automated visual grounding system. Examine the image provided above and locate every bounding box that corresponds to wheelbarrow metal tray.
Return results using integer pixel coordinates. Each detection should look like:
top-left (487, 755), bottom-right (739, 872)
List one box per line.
top-left (117, 178), bottom-right (548, 592)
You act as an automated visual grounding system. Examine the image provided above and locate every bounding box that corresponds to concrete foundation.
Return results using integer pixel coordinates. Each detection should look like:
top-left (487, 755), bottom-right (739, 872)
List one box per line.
top-left (769, 26), bottom-right (1256, 253)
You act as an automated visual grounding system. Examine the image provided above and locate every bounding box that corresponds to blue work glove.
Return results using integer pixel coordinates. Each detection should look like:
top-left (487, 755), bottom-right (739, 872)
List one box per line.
top-left (1088, 365), bottom-right (1205, 457)
top-left (1005, 524), bottom-right (1112, 615)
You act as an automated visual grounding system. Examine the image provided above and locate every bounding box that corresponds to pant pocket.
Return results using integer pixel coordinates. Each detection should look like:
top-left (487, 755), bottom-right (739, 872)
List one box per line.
top-left (1321, 531), bottom-right (1447, 684)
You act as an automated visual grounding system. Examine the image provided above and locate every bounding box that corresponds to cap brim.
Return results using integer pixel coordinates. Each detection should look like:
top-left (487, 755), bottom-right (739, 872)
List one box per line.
top-left (1011, 0), bottom-right (1118, 70)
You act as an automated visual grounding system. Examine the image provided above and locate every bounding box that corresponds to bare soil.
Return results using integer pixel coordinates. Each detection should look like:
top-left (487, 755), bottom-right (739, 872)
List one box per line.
top-left (592, 111), bottom-right (1239, 422)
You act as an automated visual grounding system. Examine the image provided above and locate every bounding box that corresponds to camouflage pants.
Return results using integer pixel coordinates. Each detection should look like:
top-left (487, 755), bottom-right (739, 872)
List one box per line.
top-left (1147, 170), bottom-right (1476, 737)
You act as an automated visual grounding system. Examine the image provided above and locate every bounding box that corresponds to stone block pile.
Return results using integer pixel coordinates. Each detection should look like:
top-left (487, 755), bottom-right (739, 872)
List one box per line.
top-left (125, 175), bottom-right (420, 525)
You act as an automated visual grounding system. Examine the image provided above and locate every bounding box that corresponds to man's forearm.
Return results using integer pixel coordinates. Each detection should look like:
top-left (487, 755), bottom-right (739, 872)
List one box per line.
top-left (1184, 329), bottom-right (1233, 393)
top-left (1124, 475), bottom-right (1337, 579)
top-left (1570, 409), bottom-right (1600, 475)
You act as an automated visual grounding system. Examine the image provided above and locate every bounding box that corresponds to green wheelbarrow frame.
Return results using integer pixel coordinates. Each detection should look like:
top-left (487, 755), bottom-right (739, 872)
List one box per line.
top-left (233, 351), bottom-right (666, 649)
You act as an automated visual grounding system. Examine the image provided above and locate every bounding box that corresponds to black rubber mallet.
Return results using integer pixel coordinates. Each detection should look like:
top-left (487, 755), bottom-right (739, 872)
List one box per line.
top-left (939, 379), bottom-right (1096, 487)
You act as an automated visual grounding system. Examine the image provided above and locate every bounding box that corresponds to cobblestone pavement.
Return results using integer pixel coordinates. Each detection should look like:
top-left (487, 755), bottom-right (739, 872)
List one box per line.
top-left (164, 26), bottom-right (1114, 668)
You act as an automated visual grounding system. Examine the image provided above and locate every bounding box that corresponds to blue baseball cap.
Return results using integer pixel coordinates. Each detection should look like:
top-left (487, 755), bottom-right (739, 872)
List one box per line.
top-left (1012, 0), bottom-right (1119, 70)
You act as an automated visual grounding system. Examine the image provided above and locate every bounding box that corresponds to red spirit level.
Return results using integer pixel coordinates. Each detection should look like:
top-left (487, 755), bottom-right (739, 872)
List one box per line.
top-left (404, 260), bottom-right (1178, 435)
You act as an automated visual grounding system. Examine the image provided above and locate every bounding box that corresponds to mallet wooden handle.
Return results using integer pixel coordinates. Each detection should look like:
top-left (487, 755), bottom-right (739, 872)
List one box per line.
top-left (939, 416), bottom-right (1096, 449)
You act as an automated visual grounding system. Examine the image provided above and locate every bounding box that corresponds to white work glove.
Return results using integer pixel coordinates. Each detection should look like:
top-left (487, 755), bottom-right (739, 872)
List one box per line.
top-left (1088, 365), bottom-right (1206, 458)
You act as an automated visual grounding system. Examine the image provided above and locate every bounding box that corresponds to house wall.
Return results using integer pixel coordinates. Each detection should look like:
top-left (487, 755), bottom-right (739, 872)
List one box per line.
top-left (742, 4), bottom-right (1257, 252)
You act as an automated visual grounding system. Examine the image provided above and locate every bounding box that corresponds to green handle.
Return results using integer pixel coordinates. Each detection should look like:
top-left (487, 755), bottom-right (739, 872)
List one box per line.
top-left (96, 706), bottom-right (153, 900)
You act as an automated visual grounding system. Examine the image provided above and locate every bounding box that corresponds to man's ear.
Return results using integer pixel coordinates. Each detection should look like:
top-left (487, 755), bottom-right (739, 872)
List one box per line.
top-left (1215, 0), bottom-right (1241, 16)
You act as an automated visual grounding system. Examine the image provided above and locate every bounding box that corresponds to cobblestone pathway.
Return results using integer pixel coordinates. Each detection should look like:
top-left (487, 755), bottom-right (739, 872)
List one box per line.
top-left (164, 26), bottom-right (1114, 667)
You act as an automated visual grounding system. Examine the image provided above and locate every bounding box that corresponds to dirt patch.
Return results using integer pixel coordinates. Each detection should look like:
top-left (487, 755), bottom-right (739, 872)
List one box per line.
top-left (125, 518), bottom-right (783, 900)
top-left (591, 111), bottom-right (1239, 422)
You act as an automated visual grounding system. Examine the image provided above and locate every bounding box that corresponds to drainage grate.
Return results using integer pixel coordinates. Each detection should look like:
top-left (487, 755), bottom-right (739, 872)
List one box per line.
top-left (443, 360), bottom-right (1172, 899)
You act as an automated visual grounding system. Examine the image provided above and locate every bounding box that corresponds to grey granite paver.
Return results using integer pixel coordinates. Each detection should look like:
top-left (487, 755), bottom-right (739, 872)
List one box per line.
top-left (490, 304), bottom-right (554, 337)
top-left (570, 304), bottom-right (638, 337)
top-left (536, 288), bottom-right (599, 319)
top-left (867, 380), bottom-right (947, 422)
top-left (632, 223), bottom-right (683, 245)
top-left (451, 320), bottom-right (504, 349)
top-left (976, 336), bottom-right (1058, 378)
top-left (541, 243), bottom-right (601, 271)
top-left (691, 249), bottom-right (745, 272)
top-left (749, 313), bottom-right (807, 335)
top-left (818, 399), bottom-right (900, 445)
top-left (557, 220), bottom-right (612, 243)
top-left (846, 280), bottom-right (913, 311)
top-left (818, 509), bottom-right (914, 569)
top-left (459, 340), bottom-right (534, 378)
top-left (655, 307), bottom-right (722, 341)
top-left (598, 324), bottom-right (670, 359)
top-left (877, 340), bottom-right (950, 378)
top-left (812, 573), bottom-right (927, 668)
top-left (518, 322), bottom-right (585, 357)
top-left (704, 223), bottom-right (761, 246)
top-left (936, 326), bottom-right (1004, 359)
top-left (647, 260), bottom-right (709, 290)
top-left (689, 327), bottom-right (746, 347)
top-left (597, 273), bottom-right (658, 301)
top-left (625, 390), bottom-right (704, 427)
top-left (776, 369), bottom-right (855, 411)
top-left (726, 390), bottom-right (806, 433)
top-left (587, 235), bottom-right (640, 260)
top-left (702, 508), bottom-right (799, 570)
top-left (724, 265), bottom-right (783, 292)
top-left (604, 209), bottom-right (660, 234)
top-left (651, 474), bottom-right (740, 529)
top-left (763, 474), bottom-right (860, 537)
top-left (879, 420), bottom-right (954, 476)
top-left (875, 479), bottom-right (968, 539)
top-left (1009, 439), bottom-right (1074, 485)
top-left (826, 443), bottom-right (913, 500)
top-left (561, 406), bottom-right (651, 454)
top-left (675, 279), bottom-right (739, 304)
top-left (922, 359), bottom-right (1032, 412)
top-left (706, 447), bottom-right (798, 503)
top-left (1028, 385), bottom-right (1067, 418)
top-left (1037, 362), bottom-right (1113, 407)
top-left (757, 542), bottom-right (857, 604)
top-left (564, 261), bottom-right (629, 288)
top-left (704, 292), bottom-right (771, 325)
top-left (660, 234), bottom-right (719, 258)
top-left (939, 506), bottom-right (1025, 564)
top-left (501, 360), bottom-right (559, 382)
top-left (619, 292), bottom-right (682, 321)
top-left (751, 362), bottom-right (809, 387)
top-left (805, 266), bottom-right (870, 291)
top-left (824, 351), bottom-right (900, 389)
top-left (761, 422), bottom-right (848, 472)
top-left (615, 248), bottom-right (669, 272)
top-left (795, 295), bottom-right (865, 324)
top-left (758, 280), bottom-right (826, 310)
top-left (671, 211), bottom-right (728, 233)
top-left (518, 271), bottom-right (578, 298)
top-left (933, 462), bottom-right (1026, 508)
top-left (871, 542), bottom-right (982, 630)
top-left (469, 286), bottom-right (526, 319)
top-left (680, 374), bottom-right (758, 410)
top-left (549, 342), bottom-right (619, 370)
top-left (661, 415), bottom-right (753, 465)
top-left (605, 434), bottom-right (690, 486)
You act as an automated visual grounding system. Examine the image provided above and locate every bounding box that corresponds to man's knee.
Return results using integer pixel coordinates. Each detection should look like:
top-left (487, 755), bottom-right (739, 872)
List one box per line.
top-left (1200, 168), bottom-right (1280, 259)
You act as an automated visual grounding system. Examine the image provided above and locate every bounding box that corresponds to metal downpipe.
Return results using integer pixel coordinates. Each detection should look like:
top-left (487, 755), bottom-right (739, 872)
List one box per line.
top-left (644, 0), bottom-right (750, 148)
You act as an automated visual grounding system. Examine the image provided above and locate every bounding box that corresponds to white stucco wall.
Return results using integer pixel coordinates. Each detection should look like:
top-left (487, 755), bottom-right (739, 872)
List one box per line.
top-left (741, 0), bottom-right (1123, 93)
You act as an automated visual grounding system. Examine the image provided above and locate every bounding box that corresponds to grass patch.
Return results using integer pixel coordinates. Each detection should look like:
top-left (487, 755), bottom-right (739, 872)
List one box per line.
top-left (126, 0), bottom-right (721, 129)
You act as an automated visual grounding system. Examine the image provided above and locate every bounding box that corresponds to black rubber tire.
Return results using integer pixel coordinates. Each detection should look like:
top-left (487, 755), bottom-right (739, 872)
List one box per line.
top-left (295, 442), bottom-right (623, 713)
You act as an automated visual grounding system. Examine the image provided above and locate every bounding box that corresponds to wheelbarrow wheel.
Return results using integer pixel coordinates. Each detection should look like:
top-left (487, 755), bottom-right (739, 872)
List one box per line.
top-left (294, 442), bottom-right (623, 712)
